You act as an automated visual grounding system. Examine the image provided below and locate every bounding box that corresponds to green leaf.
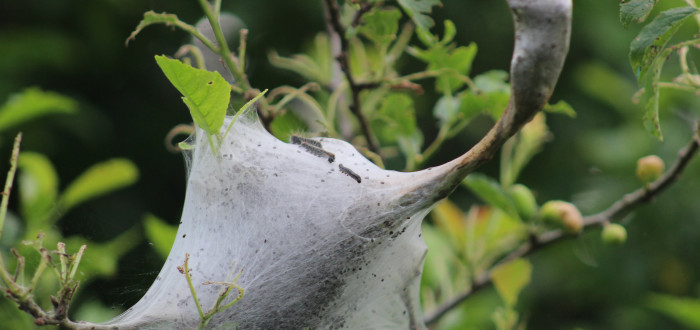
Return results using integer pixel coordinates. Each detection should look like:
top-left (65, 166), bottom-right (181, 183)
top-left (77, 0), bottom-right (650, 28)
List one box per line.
top-left (0, 87), bottom-right (77, 132)
top-left (155, 55), bottom-right (230, 137)
top-left (620, 0), bottom-right (659, 28)
top-left (60, 159), bottom-right (139, 212)
top-left (17, 152), bottom-right (58, 223)
top-left (641, 49), bottom-right (668, 141)
top-left (268, 33), bottom-right (333, 85)
top-left (143, 213), bottom-right (177, 259)
top-left (463, 174), bottom-right (519, 220)
top-left (646, 293), bottom-right (700, 329)
top-left (126, 11), bottom-right (198, 46)
top-left (397, 0), bottom-right (442, 32)
top-left (433, 95), bottom-right (460, 127)
top-left (543, 100), bottom-right (576, 118)
top-left (629, 6), bottom-right (699, 84)
top-left (377, 93), bottom-right (416, 136)
top-left (358, 8), bottom-right (401, 47)
top-left (490, 258), bottom-right (532, 307)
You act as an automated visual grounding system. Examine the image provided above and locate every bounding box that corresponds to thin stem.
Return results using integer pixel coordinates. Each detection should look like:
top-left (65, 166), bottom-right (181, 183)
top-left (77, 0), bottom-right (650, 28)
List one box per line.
top-left (196, 0), bottom-right (251, 90)
top-left (424, 123), bottom-right (700, 325)
top-left (239, 29), bottom-right (248, 76)
top-left (175, 45), bottom-right (207, 69)
top-left (0, 133), bottom-right (22, 241)
top-left (28, 249), bottom-right (50, 295)
top-left (68, 245), bottom-right (87, 281)
top-left (180, 253), bottom-right (205, 320)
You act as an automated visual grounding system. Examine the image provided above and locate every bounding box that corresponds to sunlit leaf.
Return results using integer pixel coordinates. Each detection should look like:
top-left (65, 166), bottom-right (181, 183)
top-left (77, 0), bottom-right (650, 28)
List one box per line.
top-left (433, 94), bottom-right (460, 127)
top-left (490, 258), bottom-right (532, 307)
top-left (620, 0), bottom-right (659, 28)
top-left (143, 213), bottom-right (177, 259)
top-left (155, 55), bottom-right (230, 137)
top-left (0, 87), bottom-right (77, 132)
top-left (358, 8), bottom-right (401, 47)
top-left (463, 174), bottom-right (519, 220)
top-left (646, 293), bottom-right (700, 329)
top-left (60, 158), bottom-right (139, 212)
top-left (17, 152), bottom-right (58, 223)
top-left (629, 6), bottom-right (699, 84)
top-left (397, 0), bottom-right (442, 31)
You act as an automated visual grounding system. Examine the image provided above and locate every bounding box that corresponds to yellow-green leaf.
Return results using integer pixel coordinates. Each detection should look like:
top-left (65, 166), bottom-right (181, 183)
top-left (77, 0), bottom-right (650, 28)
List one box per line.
top-left (17, 152), bottom-right (59, 223)
top-left (143, 213), bottom-right (177, 259)
top-left (490, 258), bottom-right (532, 307)
top-left (60, 159), bottom-right (139, 212)
top-left (155, 55), bottom-right (230, 137)
top-left (0, 87), bottom-right (77, 132)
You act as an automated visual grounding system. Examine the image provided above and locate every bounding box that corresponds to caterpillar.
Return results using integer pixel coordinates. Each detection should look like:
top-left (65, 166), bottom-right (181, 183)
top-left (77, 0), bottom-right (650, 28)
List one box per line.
top-left (339, 163), bottom-right (361, 183)
top-left (298, 142), bottom-right (336, 163)
top-left (290, 135), bottom-right (322, 148)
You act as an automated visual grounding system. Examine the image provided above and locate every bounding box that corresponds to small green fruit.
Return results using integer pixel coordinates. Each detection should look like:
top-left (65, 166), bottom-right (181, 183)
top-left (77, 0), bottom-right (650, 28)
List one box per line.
top-left (540, 200), bottom-right (583, 234)
top-left (636, 155), bottom-right (665, 184)
top-left (510, 184), bottom-right (537, 221)
top-left (601, 223), bottom-right (627, 245)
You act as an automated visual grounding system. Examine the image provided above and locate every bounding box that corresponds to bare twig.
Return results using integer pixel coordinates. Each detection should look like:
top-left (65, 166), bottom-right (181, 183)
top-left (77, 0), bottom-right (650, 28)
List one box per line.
top-left (323, 0), bottom-right (381, 155)
top-left (424, 123), bottom-right (700, 325)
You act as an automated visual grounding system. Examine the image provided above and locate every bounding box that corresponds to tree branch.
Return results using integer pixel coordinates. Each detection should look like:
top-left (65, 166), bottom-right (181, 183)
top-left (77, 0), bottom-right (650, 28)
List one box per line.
top-left (424, 122), bottom-right (700, 325)
top-left (323, 0), bottom-right (381, 155)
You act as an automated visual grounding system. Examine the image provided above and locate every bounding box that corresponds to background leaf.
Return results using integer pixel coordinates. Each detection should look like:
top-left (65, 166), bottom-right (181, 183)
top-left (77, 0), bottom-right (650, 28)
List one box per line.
top-left (0, 87), bottom-right (77, 132)
top-left (463, 174), bottom-right (519, 220)
top-left (17, 152), bottom-right (59, 223)
top-left (143, 213), bottom-right (177, 259)
top-left (155, 55), bottom-right (230, 136)
top-left (645, 293), bottom-right (700, 329)
top-left (59, 158), bottom-right (139, 212)
top-left (490, 258), bottom-right (532, 307)
top-left (358, 8), bottom-right (401, 47)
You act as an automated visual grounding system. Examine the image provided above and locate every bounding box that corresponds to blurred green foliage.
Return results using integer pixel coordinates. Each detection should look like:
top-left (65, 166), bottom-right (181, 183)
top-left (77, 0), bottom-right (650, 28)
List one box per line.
top-left (0, 0), bottom-right (699, 329)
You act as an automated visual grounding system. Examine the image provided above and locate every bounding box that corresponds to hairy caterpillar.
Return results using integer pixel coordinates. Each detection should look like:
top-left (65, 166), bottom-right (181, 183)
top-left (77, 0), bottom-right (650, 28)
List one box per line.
top-left (291, 135), bottom-right (335, 163)
top-left (339, 164), bottom-right (361, 183)
top-left (290, 135), bottom-right (322, 148)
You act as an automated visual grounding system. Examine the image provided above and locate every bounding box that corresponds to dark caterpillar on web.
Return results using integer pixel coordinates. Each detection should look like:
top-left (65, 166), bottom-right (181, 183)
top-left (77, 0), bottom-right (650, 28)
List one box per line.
top-left (339, 164), bottom-right (361, 183)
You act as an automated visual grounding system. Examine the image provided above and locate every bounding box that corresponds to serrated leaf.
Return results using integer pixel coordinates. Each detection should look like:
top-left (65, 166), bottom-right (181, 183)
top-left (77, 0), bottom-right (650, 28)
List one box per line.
top-left (629, 6), bottom-right (699, 84)
top-left (60, 159), bottom-right (139, 212)
top-left (126, 11), bottom-right (195, 46)
top-left (490, 258), bottom-right (532, 307)
top-left (358, 8), bottom-right (401, 47)
top-left (463, 173), bottom-right (519, 220)
top-left (155, 55), bottom-right (230, 137)
top-left (620, 0), bottom-right (659, 28)
top-left (0, 87), bottom-right (77, 132)
top-left (17, 152), bottom-right (58, 223)
top-left (397, 0), bottom-right (442, 31)
top-left (543, 100), bottom-right (576, 118)
top-left (377, 93), bottom-right (416, 137)
top-left (641, 50), bottom-right (668, 141)
top-left (143, 213), bottom-right (177, 259)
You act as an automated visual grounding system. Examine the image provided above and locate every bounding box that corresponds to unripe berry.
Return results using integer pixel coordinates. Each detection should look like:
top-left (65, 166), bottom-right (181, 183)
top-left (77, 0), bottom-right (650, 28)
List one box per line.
top-left (636, 155), bottom-right (665, 184)
top-left (601, 223), bottom-right (627, 245)
top-left (540, 200), bottom-right (583, 234)
top-left (510, 184), bottom-right (537, 221)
